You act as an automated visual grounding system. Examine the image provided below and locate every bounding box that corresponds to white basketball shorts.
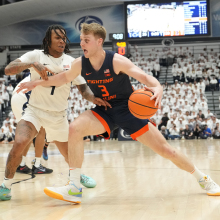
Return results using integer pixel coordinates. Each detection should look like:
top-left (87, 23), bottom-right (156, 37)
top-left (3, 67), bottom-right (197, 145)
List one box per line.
top-left (11, 92), bottom-right (68, 142)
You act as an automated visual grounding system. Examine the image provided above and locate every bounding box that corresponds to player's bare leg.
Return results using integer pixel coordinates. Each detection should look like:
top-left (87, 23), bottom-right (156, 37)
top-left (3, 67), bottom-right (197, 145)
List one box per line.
top-left (68, 111), bottom-right (106, 169)
top-left (0, 120), bottom-right (37, 200)
top-left (54, 141), bottom-right (68, 163)
top-left (16, 141), bottom-right (32, 174)
top-left (5, 120), bottom-right (38, 179)
top-left (22, 142), bottom-right (32, 156)
top-left (54, 134), bottom-right (98, 188)
top-left (32, 127), bottom-right (53, 174)
top-left (136, 123), bottom-right (220, 196)
top-left (44, 111), bottom-right (105, 203)
top-left (34, 127), bottom-right (46, 158)
top-left (136, 123), bottom-right (194, 172)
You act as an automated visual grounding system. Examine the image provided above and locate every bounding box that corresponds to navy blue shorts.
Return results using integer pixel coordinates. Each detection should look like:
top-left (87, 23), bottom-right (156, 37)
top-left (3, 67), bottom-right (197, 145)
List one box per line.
top-left (91, 100), bottom-right (155, 140)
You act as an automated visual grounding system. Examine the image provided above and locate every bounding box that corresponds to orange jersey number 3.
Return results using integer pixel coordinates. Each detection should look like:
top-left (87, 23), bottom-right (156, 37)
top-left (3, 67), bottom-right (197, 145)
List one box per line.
top-left (98, 85), bottom-right (109, 97)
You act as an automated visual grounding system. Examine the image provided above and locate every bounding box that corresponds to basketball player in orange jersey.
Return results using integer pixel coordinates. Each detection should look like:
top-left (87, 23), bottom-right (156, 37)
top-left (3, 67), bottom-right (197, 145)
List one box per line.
top-left (17, 23), bottom-right (220, 203)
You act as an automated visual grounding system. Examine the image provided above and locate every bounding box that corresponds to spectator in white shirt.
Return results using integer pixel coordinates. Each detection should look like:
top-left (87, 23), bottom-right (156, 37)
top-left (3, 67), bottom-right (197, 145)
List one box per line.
top-left (0, 81), bottom-right (5, 92)
top-left (204, 77), bottom-right (210, 91)
top-left (6, 83), bottom-right (14, 100)
top-left (168, 124), bottom-right (180, 140)
top-left (210, 76), bottom-right (218, 90)
top-left (153, 61), bottom-right (160, 79)
top-left (190, 102), bottom-right (198, 114)
top-left (3, 117), bottom-right (10, 126)
top-left (8, 111), bottom-right (14, 119)
top-left (1, 122), bottom-right (14, 143)
top-left (152, 111), bottom-right (162, 127)
top-left (167, 118), bottom-right (175, 130)
top-left (184, 100), bottom-right (191, 112)
top-left (215, 66), bottom-right (220, 75)
top-left (146, 68), bottom-right (153, 76)
top-left (2, 89), bottom-right (9, 107)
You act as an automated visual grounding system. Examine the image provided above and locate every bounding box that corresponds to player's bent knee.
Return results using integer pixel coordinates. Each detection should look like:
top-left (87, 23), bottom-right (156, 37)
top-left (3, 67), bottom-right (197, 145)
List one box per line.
top-left (13, 138), bottom-right (30, 151)
top-left (161, 144), bottom-right (177, 160)
top-left (69, 123), bottom-right (85, 138)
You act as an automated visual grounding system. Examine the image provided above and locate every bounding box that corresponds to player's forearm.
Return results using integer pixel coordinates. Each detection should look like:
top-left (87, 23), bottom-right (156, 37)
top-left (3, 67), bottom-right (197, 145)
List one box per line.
top-left (34, 72), bottom-right (69, 87)
top-left (143, 74), bottom-right (162, 89)
top-left (5, 61), bottom-right (33, 75)
top-left (76, 84), bottom-right (95, 103)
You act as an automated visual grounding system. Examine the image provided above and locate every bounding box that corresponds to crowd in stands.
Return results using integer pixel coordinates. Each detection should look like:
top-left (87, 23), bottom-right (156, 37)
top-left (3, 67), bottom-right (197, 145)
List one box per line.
top-left (129, 45), bottom-right (161, 80)
top-left (171, 47), bottom-right (220, 91)
top-left (1, 45), bottom-right (220, 143)
top-left (150, 80), bottom-right (220, 140)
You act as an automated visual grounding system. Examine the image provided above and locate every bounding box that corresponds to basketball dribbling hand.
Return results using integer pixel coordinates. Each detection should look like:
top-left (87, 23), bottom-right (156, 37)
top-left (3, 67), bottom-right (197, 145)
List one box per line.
top-left (144, 86), bottom-right (163, 109)
top-left (93, 98), bottom-right (112, 110)
top-left (32, 62), bottom-right (55, 80)
top-left (16, 81), bottom-right (37, 94)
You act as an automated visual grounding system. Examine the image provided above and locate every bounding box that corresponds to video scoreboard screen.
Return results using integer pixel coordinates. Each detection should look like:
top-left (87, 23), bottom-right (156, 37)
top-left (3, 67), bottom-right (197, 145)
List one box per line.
top-left (125, 0), bottom-right (210, 39)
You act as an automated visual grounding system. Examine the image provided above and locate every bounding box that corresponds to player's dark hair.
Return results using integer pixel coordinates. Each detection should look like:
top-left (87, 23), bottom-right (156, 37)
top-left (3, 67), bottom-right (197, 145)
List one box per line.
top-left (42, 24), bottom-right (70, 55)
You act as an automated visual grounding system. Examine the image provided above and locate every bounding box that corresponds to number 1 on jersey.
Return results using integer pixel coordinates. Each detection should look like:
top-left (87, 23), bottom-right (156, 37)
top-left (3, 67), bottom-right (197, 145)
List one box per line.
top-left (98, 85), bottom-right (109, 97)
top-left (51, 86), bottom-right (55, 95)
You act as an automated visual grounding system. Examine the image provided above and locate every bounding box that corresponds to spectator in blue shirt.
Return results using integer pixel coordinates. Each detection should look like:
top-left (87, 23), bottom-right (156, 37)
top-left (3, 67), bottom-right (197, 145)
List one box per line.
top-left (203, 125), bottom-right (212, 138)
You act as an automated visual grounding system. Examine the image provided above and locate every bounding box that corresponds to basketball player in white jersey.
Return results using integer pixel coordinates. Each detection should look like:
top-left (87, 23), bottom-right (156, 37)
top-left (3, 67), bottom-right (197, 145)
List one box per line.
top-left (12, 75), bottom-right (53, 174)
top-left (0, 25), bottom-right (111, 201)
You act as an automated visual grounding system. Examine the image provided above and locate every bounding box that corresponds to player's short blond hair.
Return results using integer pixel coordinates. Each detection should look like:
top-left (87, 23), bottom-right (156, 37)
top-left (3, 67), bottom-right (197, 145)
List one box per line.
top-left (80, 23), bottom-right (106, 44)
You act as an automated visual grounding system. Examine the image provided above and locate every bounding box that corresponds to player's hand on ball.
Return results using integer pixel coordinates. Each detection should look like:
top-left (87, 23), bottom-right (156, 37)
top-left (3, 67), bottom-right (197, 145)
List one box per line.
top-left (17, 81), bottom-right (37, 94)
top-left (32, 62), bottom-right (55, 80)
top-left (93, 98), bottom-right (112, 110)
top-left (144, 86), bottom-right (163, 109)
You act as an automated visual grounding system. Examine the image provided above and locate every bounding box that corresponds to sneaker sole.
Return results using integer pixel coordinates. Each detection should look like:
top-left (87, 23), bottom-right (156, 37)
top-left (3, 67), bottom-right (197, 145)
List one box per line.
top-left (0, 196), bottom-right (11, 201)
top-left (44, 188), bottom-right (81, 204)
top-left (16, 170), bottom-right (31, 174)
top-left (207, 192), bottom-right (220, 196)
top-left (33, 172), bottom-right (53, 174)
top-left (80, 182), bottom-right (96, 188)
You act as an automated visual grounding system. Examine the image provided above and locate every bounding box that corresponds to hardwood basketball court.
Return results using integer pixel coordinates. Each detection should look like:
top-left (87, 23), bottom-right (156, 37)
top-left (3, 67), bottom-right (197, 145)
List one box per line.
top-left (1, 139), bottom-right (220, 220)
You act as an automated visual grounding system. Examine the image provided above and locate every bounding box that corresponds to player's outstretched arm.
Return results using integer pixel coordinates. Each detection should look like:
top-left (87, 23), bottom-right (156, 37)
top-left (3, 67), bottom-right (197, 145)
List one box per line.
top-left (76, 84), bottom-right (112, 110)
top-left (113, 54), bottom-right (163, 108)
top-left (5, 59), bottom-right (53, 80)
top-left (16, 57), bottom-right (81, 93)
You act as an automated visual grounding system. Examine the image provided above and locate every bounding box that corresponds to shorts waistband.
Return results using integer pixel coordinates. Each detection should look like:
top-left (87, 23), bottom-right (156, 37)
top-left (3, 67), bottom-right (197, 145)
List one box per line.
top-left (28, 104), bottom-right (66, 116)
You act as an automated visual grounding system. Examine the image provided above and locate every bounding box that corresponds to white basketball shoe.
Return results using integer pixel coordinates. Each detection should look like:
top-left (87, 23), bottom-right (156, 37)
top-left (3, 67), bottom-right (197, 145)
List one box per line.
top-left (199, 175), bottom-right (220, 196)
top-left (44, 181), bottom-right (82, 203)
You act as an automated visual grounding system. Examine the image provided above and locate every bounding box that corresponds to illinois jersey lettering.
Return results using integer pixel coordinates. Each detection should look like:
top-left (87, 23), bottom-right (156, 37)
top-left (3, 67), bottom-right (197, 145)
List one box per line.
top-left (81, 50), bottom-right (133, 105)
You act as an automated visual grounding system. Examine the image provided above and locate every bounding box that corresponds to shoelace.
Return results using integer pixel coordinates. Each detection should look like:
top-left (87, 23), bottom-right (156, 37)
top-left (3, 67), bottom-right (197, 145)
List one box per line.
top-left (204, 180), bottom-right (219, 191)
top-left (80, 175), bottom-right (89, 183)
top-left (0, 185), bottom-right (9, 192)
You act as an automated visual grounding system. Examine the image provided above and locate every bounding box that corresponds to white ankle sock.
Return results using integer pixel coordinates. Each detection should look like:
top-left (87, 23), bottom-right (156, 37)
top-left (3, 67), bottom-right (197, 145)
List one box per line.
top-left (20, 156), bottom-right (26, 167)
top-left (3, 177), bottom-right (13, 189)
top-left (191, 166), bottom-right (206, 181)
top-left (69, 168), bottom-right (81, 189)
top-left (34, 157), bottom-right (41, 168)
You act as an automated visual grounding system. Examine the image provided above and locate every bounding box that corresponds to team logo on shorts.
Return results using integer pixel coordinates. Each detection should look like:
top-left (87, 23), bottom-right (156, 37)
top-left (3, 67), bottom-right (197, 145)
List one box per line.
top-left (75, 16), bottom-right (103, 31)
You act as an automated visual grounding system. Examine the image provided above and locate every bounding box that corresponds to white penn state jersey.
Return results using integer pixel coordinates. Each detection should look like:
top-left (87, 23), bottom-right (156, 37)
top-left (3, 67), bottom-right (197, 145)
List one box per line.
top-left (19, 50), bottom-right (86, 112)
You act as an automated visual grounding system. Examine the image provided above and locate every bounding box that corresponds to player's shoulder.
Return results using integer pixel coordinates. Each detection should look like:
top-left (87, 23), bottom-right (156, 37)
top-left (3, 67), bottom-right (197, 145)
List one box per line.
top-left (113, 53), bottom-right (127, 63)
top-left (71, 57), bottom-right (82, 67)
top-left (113, 53), bottom-right (132, 68)
top-left (63, 53), bottom-right (75, 62)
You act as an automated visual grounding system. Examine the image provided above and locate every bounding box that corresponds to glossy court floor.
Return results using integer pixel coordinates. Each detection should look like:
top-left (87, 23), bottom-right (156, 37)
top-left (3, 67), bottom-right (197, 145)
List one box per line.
top-left (1, 139), bottom-right (220, 220)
